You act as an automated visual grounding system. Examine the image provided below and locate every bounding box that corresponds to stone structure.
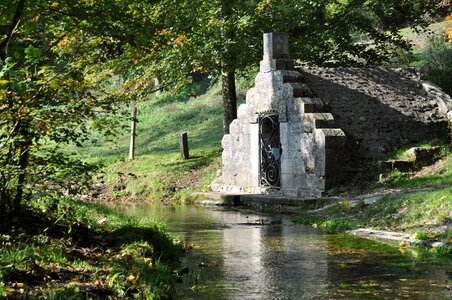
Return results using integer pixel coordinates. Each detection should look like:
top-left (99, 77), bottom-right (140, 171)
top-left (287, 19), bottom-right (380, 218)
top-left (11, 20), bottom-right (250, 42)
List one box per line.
top-left (301, 68), bottom-right (449, 162)
top-left (211, 33), bottom-right (346, 198)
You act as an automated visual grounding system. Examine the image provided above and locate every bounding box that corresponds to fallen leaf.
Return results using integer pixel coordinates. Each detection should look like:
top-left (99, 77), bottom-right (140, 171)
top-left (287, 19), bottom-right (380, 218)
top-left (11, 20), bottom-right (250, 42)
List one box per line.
top-left (97, 217), bottom-right (108, 225)
top-left (127, 274), bottom-right (136, 281)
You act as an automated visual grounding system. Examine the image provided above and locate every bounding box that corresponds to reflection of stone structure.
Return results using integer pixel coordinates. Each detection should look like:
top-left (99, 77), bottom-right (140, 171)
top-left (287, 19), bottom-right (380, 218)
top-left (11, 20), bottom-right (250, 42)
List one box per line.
top-left (212, 33), bottom-right (346, 198)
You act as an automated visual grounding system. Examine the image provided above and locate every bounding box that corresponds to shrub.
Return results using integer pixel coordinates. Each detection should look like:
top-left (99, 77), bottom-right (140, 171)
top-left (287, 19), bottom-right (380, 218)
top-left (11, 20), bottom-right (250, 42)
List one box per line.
top-left (422, 34), bottom-right (452, 96)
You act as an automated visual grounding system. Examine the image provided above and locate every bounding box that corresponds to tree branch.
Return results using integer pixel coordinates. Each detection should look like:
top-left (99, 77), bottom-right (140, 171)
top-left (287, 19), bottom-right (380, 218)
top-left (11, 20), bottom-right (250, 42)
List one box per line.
top-left (46, 21), bottom-right (81, 53)
top-left (0, 0), bottom-right (26, 60)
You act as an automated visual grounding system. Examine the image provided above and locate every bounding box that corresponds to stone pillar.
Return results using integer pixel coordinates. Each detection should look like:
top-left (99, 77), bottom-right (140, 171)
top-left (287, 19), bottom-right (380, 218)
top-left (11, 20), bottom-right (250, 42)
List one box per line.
top-left (263, 32), bottom-right (289, 60)
top-left (260, 32), bottom-right (293, 72)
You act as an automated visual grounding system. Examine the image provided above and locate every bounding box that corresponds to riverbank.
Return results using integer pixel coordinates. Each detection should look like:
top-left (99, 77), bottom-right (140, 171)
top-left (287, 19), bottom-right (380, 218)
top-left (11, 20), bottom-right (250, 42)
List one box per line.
top-left (188, 152), bottom-right (451, 257)
top-left (291, 154), bottom-right (452, 254)
top-left (0, 196), bottom-right (182, 299)
top-left (121, 204), bottom-right (452, 299)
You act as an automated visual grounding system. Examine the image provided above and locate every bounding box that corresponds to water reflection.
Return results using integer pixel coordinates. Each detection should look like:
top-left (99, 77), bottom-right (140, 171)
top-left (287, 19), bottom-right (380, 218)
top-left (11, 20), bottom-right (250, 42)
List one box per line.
top-left (124, 205), bottom-right (451, 299)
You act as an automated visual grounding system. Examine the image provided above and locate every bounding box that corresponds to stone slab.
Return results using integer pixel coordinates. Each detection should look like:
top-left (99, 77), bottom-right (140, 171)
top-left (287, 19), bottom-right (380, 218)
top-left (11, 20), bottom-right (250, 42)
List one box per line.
top-left (187, 192), bottom-right (241, 206)
top-left (240, 194), bottom-right (317, 206)
top-left (187, 192), bottom-right (319, 209)
top-left (348, 228), bottom-right (448, 248)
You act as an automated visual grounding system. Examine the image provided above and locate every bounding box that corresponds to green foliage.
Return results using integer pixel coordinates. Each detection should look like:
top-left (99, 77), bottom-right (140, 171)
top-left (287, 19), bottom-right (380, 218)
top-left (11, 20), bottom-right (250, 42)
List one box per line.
top-left (437, 229), bottom-right (452, 239)
top-left (294, 152), bottom-right (452, 241)
top-left (0, 0), bottom-right (141, 228)
top-left (380, 168), bottom-right (408, 184)
top-left (414, 230), bottom-right (433, 240)
top-left (387, 156), bottom-right (452, 189)
top-left (73, 77), bottom-right (253, 201)
top-left (0, 196), bottom-right (181, 298)
top-left (292, 214), bottom-right (356, 233)
top-left (423, 34), bottom-right (452, 96)
top-left (294, 184), bottom-right (451, 238)
top-left (320, 219), bottom-right (356, 233)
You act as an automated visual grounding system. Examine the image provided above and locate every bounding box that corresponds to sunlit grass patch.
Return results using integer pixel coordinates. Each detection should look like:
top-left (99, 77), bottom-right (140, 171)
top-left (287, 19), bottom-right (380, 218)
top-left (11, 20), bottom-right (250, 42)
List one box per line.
top-left (70, 76), bottom-right (254, 202)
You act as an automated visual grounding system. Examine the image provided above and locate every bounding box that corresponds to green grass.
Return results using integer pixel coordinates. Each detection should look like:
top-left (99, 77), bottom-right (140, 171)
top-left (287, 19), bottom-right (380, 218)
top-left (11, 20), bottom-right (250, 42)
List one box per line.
top-left (364, 186), bottom-right (452, 228)
top-left (386, 142), bottom-right (437, 161)
top-left (399, 21), bottom-right (452, 48)
top-left (293, 147), bottom-right (452, 244)
top-left (396, 20), bottom-right (452, 68)
top-left (388, 155), bottom-right (452, 189)
top-left (293, 182), bottom-right (451, 238)
top-left (71, 77), bottom-right (253, 202)
top-left (0, 196), bottom-right (182, 299)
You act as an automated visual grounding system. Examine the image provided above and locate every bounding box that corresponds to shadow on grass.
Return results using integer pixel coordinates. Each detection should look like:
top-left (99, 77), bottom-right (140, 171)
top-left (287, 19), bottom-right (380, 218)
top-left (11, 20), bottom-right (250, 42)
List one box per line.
top-left (1, 203), bottom-right (181, 298)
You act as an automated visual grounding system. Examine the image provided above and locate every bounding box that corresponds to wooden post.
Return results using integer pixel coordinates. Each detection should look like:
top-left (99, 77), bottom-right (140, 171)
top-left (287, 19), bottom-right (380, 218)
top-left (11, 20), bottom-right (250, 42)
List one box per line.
top-left (154, 77), bottom-right (162, 96)
top-left (129, 105), bottom-right (137, 160)
top-left (180, 132), bottom-right (189, 159)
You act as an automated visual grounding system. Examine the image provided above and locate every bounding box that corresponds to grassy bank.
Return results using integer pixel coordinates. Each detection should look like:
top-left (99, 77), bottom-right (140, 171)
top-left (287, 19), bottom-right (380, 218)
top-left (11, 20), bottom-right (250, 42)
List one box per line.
top-left (293, 151), bottom-right (452, 248)
top-left (73, 76), bottom-right (253, 203)
top-left (0, 197), bottom-right (182, 299)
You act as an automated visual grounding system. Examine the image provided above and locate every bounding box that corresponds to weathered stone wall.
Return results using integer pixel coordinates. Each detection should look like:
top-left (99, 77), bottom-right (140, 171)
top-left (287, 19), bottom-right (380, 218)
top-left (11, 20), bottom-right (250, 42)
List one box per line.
top-left (300, 68), bottom-right (449, 162)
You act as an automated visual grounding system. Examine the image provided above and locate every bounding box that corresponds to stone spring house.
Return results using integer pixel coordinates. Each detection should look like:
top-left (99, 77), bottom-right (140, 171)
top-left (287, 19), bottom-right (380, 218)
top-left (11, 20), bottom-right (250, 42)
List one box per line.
top-left (211, 33), bottom-right (347, 198)
top-left (211, 32), bottom-right (450, 198)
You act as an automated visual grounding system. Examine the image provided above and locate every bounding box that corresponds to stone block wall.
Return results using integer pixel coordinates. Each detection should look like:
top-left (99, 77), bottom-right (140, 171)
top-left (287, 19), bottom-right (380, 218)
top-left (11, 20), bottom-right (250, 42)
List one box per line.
top-left (300, 68), bottom-right (449, 164)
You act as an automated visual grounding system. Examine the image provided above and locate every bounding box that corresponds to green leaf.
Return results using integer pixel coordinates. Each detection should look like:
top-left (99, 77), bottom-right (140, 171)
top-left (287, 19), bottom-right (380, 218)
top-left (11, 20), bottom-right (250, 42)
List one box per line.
top-left (24, 45), bottom-right (42, 63)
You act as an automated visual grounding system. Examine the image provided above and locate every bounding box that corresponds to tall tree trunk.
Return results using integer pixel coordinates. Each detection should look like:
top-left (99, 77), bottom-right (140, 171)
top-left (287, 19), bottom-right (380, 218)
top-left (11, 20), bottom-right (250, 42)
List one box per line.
top-left (12, 144), bottom-right (29, 218)
top-left (221, 70), bottom-right (237, 134)
top-left (220, 0), bottom-right (237, 134)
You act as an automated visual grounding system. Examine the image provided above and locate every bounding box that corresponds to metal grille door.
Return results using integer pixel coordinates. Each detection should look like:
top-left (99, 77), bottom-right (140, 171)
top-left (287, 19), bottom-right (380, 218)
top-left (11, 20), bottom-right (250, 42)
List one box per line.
top-left (259, 115), bottom-right (281, 188)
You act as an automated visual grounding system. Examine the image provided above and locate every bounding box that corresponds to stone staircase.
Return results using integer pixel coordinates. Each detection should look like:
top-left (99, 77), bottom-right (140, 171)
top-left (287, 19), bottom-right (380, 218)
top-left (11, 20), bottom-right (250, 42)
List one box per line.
top-left (285, 70), bottom-right (349, 188)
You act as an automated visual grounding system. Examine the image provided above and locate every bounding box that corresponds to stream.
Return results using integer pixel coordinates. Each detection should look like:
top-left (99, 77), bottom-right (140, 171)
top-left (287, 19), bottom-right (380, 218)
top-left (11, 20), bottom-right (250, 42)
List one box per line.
top-left (124, 205), bottom-right (451, 299)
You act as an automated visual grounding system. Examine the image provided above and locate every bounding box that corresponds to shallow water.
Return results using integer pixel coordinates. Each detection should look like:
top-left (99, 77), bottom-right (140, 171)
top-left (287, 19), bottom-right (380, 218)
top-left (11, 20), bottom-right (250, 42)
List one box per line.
top-left (124, 205), bottom-right (452, 299)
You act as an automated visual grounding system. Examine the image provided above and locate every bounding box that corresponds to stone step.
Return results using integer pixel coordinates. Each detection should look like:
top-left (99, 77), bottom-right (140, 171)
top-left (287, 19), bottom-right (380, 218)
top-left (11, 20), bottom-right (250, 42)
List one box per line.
top-left (289, 82), bottom-right (315, 97)
top-left (274, 58), bottom-right (294, 70)
top-left (318, 128), bottom-right (346, 137)
top-left (296, 97), bottom-right (330, 113)
top-left (311, 113), bottom-right (335, 128)
top-left (186, 192), bottom-right (241, 205)
top-left (282, 70), bottom-right (304, 83)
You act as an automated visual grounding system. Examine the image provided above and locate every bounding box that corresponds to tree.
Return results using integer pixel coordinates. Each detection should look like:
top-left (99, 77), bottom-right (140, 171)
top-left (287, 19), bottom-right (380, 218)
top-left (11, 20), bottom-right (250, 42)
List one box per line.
top-left (149, 0), bottom-right (438, 134)
top-left (0, 0), bottom-right (160, 230)
top-left (150, 0), bottom-right (264, 134)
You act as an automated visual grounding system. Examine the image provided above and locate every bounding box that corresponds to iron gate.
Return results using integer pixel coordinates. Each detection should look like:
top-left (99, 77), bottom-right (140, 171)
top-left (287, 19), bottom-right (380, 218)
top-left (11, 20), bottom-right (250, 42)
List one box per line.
top-left (259, 115), bottom-right (281, 188)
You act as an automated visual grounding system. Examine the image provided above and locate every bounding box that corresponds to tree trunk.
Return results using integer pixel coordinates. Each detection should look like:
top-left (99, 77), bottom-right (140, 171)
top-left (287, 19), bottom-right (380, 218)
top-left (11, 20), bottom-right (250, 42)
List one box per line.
top-left (221, 70), bottom-right (237, 134)
top-left (0, 0), bottom-right (26, 59)
top-left (12, 144), bottom-right (29, 218)
top-left (220, 0), bottom-right (237, 135)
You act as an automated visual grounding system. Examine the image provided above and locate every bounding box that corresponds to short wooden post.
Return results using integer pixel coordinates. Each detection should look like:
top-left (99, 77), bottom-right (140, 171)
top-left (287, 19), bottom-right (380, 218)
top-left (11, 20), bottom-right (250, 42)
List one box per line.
top-left (129, 106), bottom-right (137, 160)
top-left (180, 132), bottom-right (189, 159)
top-left (154, 77), bottom-right (162, 96)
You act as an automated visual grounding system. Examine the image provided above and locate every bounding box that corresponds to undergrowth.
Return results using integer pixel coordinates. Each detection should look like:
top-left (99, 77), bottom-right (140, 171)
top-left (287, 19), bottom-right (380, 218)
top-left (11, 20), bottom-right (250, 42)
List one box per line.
top-left (294, 147), bottom-right (452, 244)
top-left (0, 196), bottom-right (182, 299)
